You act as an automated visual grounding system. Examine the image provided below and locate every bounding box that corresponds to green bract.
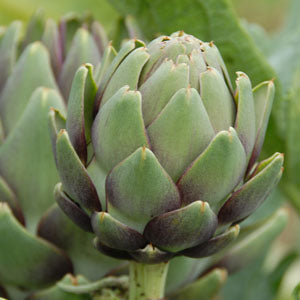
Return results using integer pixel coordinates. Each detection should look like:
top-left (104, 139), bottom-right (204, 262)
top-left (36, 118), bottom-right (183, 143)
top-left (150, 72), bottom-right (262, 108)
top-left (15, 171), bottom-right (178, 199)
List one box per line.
top-left (53, 31), bottom-right (284, 263)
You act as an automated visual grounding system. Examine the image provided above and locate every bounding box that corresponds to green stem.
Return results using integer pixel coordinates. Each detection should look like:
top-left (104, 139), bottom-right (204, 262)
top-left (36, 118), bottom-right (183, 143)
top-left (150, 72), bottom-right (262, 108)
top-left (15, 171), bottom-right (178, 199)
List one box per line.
top-left (129, 261), bottom-right (169, 300)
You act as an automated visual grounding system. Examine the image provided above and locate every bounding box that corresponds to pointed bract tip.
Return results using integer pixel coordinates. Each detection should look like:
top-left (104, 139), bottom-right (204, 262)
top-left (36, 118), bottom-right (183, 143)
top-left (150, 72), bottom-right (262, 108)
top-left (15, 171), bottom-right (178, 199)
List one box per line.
top-left (234, 224), bottom-right (240, 236)
top-left (141, 146), bottom-right (147, 160)
top-left (236, 71), bottom-right (247, 79)
top-left (69, 274), bottom-right (78, 286)
top-left (200, 201), bottom-right (207, 213)
top-left (49, 106), bottom-right (55, 114)
top-left (274, 153), bottom-right (284, 164)
top-left (84, 62), bottom-right (93, 68)
top-left (136, 46), bottom-right (148, 52)
top-left (29, 41), bottom-right (46, 52)
top-left (126, 89), bottom-right (140, 96)
top-left (100, 212), bottom-right (105, 222)
top-left (57, 128), bottom-right (67, 138)
top-left (134, 39), bottom-right (146, 48)
top-left (178, 30), bottom-right (185, 37)
top-left (209, 41), bottom-right (214, 47)
top-left (219, 268), bottom-right (228, 281)
top-left (54, 182), bottom-right (62, 191)
top-left (228, 126), bottom-right (236, 133)
top-left (236, 71), bottom-right (244, 76)
top-left (0, 202), bottom-right (9, 210)
top-left (123, 85), bottom-right (130, 91)
top-left (228, 126), bottom-right (236, 139)
top-left (41, 87), bottom-right (51, 92)
top-left (162, 36), bottom-right (171, 42)
top-left (268, 78), bottom-right (276, 88)
top-left (186, 84), bottom-right (192, 96)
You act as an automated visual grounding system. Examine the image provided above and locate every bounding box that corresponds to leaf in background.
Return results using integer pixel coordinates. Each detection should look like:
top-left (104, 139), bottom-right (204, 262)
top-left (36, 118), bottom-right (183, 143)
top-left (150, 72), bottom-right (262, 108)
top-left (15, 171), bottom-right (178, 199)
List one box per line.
top-left (215, 208), bottom-right (288, 274)
top-left (281, 67), bottom-right (300, 212)
top-left (29, 274), bottom-right (92, 300)
top-left (167, 268), bottom-right (227, 300)
top-left (22, 9), bottom-right (45, 49)
top-left (231, 0), bottom-right (289, 33)
top-left (0, 0), bottom-right (119, 32)
top-left (240, 20), bottom-right (272, 56)
top-left (0, 203), bottom-right (72, 290)
top-left (219, 209), bottom-right (290, 300)
top-left (242, 0), bottom-right (300, 213)
top-left (269, 252), bottom-right (299, 292)
top-left (108, 0), bottom-right (276, 86)
top-left (0, 88), bottom-right (65, 232)
top-left (277, 259), bottom-right (300, 300)
top-left (292, 282), bottom-right (300, 300)
top-left (267, 0), bottom-right (300, 93)
top-left (37, 204), bottom-right (122, 281)
top-left (0, 21), bottom-right (22, 91)
top-left (166, 256), bottom-right (211, 294)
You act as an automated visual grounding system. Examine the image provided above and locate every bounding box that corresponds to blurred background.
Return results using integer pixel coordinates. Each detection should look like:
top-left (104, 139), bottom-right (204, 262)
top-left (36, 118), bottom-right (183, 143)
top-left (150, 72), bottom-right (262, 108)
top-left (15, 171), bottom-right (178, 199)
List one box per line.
top-left (0, 0), bottom-right (299, 300)
top-left (0, 0), bottom-right (291, 33)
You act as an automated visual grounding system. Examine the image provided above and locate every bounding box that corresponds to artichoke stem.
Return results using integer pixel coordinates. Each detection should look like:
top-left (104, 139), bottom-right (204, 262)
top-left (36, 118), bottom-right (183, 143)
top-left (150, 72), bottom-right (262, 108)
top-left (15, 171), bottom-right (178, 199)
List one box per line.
top-left (129, 261), bottom-right (169, 300)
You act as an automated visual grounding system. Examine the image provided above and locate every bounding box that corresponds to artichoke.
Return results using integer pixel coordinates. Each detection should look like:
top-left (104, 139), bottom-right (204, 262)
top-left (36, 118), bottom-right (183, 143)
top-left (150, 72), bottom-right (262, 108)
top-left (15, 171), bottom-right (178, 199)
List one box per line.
top-left (0, 13), bottom-right (124, 298)
top-left (53, 31), bottom-right (283, 264)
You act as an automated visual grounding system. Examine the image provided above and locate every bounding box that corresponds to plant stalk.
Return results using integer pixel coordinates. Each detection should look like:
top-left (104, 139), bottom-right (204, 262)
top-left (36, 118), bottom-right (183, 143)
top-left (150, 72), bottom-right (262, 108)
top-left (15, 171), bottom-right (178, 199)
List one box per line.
top-left (129, 261), bottom-right (169, 300)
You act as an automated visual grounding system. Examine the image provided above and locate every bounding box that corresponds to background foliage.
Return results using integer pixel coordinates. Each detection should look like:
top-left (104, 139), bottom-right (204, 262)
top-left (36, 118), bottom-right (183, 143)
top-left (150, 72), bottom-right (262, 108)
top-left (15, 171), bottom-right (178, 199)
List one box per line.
top-left (1, 0), bottom-right (300, 299)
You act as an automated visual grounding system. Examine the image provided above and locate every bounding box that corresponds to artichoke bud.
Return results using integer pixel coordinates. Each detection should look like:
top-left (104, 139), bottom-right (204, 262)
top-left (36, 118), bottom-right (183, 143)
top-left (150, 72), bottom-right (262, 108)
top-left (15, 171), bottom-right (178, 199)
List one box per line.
top-left (0, 14), bottom-right (120, 290)
top-left (0, 12), bottom-right (109, 142)
top-left (54, 32), bottom-right (283, 263)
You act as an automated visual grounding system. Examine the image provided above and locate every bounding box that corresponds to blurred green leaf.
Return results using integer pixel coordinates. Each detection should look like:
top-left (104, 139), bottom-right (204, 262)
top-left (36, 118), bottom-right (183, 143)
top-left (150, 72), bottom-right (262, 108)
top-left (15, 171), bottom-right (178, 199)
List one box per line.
top-left (269, 252), bottom-right (299, 292)
top-left (0, 88), bottom-right (65, 232)
top-left (0, 20), bottom-right (22, 90)
top-left (267, 0), bottom-right (300, 93)
top-left (108, 0), bottom-right (276, 86)
top-left (167, 268), bottom-right (227, 300)
top-left (22, 8), bottom-right (45, 49)
top-left (232, 0), bottom-right (290, 32)
top-left (0, 203), bottom-right (72, 289)
top-left (57, 274), bottom-right (128, 294)
top-left (240, 20), bottom-right (271, 55)
top-left (281, 67), bottom-right (300, 212)
top-left (0, 42), bottom-right (58, 135)
top-left (0, 0), bottom-right (119, 32)
top-left (217, 208), bottom-right (288, 273)
top-left (166, 256), bottom-right (210, 294)
top-left (29, 274), bottom-right (91, 300)
top-left (220, 209), bottom-right (290, 300)
top-left (277, 259), bottom-right (300, 300)
top-left (243, 0), bottom-right (300, 213)
top-left (37, 205), bottom-right (123, 281)
top-left (292, 283), bottom-right (300, 300)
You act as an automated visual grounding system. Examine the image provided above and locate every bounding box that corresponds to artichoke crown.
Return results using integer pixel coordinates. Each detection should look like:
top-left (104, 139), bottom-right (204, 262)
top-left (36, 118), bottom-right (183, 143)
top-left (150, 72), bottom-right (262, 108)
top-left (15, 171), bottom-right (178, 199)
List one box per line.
top-left (53, 31), bottom-right (283, 263)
